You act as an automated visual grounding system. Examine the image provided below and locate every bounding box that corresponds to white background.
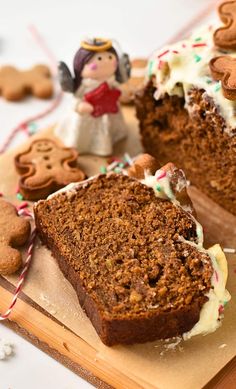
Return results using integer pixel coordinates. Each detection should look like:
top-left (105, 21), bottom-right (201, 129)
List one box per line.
top-left (0, 1), bottom-right (215, 388)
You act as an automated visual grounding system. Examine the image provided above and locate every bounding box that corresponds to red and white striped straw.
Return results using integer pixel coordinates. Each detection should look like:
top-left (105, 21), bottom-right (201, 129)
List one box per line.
top-left (0, 209), bottom-right (36, 321)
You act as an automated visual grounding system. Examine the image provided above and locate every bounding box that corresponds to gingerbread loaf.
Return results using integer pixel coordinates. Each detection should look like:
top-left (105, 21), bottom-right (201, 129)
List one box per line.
top-left (34, 159), bottom-right (230, 346)
top-left (136, 8), bottom-right (236, 216)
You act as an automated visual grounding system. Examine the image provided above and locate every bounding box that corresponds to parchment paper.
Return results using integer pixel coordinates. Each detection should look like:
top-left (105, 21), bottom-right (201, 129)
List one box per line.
top-left (0, 107), bottom-right (236, 389)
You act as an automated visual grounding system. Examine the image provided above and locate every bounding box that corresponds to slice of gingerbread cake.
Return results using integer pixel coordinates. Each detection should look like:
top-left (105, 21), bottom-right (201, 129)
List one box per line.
top-left (34, 155), bottom-right (230, 346)
top-left (136, 1), bottom-right (236, 215)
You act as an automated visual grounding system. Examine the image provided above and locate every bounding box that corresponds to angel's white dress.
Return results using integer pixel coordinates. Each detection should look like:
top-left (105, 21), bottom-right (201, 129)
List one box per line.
top-left (54, 76), bottom-right (127, 156)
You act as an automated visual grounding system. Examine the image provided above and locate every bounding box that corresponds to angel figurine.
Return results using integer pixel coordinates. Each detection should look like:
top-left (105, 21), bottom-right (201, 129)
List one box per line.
top-left (55, 38), bottom-right (130, 156)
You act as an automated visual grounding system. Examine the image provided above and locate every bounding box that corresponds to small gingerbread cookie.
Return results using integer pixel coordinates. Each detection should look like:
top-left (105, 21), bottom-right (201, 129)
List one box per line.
top-left (0, 199), bottom-right (31, 275)
top-left (214, 1), bottom-right (236, 49)
top-left (120, 58), bottom-right (147, 104)
top-left (209, 55), bottom-right (236, 100)
top-left (127, 153), bottom-right (160, 179)
top-left (15, 138), bottom-right (86, 200)
top-left (0, 64), bottom-right (53, 101)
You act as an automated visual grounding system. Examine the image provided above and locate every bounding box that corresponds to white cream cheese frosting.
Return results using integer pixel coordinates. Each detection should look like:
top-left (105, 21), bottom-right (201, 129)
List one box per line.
top-left (147, 24), bottom-right (236, 133)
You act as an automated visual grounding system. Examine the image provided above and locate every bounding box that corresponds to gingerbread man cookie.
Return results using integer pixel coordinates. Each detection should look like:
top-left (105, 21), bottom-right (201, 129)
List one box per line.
top-left (0, 199), bottom-right (31, 275)
top-left (15, 139), bottom-right (86, 200)
top-left (209, 56), bottom-right (236, 100)
top-left (0, 65), bottom-right (53, 101)
top-left (214, 1), bottom-right (236, 49)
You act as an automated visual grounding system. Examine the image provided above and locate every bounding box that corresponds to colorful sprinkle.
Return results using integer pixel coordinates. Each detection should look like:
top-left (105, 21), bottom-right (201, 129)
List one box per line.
top-left (148, 60), bottom-right (154, 76)
top-left (172, 50), bottom-right (179, 54)
top-left (156, 170), bottom-right (166, 180)
top-left (114, 167), bottom-right (121, 173)
top-left (192, 43), bottom-right (207, 48)
top-left (214, 82), bottom-right (221, 92)
top-left (215, 271), bottom-right (219, 282)
top-left (28, 122), bottom-right (38, 135)
top-left (100, 166), bottom-right (107, 174)
top-left (124, 153), bottom-right (133, 166)
top-left (16, 193), bottom-right (24, 201)
top-left (194, 54), bottom-right (202, 63)
top-left (194, 37), bottom-right (202, 42)
top-left (218, 305), bottom-right (224, 315)
top-left (182, 43), bottom-right (187, 48)
top-left (206, 77), bottom-right (212, 84)
top-left (17, 201), bottom-right (29, 211)
top-left (157, 49), bottom-right (170, 59)
top-left (158, 60), bottom-right (164, 70)
top-left (156, 184), bottom-right (162, 192)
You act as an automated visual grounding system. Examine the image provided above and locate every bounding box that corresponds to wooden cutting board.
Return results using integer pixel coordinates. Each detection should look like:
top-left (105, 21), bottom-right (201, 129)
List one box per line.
top-left (0, 106), bottom-right (236, 389)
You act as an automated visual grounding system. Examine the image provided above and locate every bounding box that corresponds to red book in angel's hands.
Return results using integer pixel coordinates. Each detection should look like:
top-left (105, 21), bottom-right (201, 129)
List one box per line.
top-left (84, 82), bottom-right (121, 118)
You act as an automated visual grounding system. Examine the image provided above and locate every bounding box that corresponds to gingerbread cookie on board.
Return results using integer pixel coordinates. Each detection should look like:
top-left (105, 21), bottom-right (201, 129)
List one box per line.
top-left (15, 139), bottom-right (86, 200)
top-left (214, 1), bottom-right (236, 49)
top-left (0, 65), bottom-right (53, 101)
top-left (209, 56), bottom-right (236, 100)
top-left (0, 199), bottom-right (31, 275)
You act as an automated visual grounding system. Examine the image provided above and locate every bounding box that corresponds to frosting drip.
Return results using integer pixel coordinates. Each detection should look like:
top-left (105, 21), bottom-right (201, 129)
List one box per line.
top-left (141, 167), bottom-right (231, 340)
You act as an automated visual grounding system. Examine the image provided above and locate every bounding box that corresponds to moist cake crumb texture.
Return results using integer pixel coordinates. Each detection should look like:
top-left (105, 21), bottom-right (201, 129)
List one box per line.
top-left (35, 174), bottom-right (214, 344)
top-left (136, 82), bottom-right (236, 215)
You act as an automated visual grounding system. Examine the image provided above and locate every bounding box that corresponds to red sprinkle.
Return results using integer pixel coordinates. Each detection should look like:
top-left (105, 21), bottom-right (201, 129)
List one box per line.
top-left (172, 50), bottom-right (179, 54)
top-left (158, 49), bottom-right (170, 59)
top-left (215, 271), bottom-right (219, 282)
top-left (192, 43), bottom-right (207, 48)
top-left (17, 201), bottom-right (29, 211)
top-left (218, 305), bottom-right (224, 315)
top-left (158, 60), bottom-right (164, 70)
top-left (156, 170), bottom-right (166, 180)
top-left (182, 43), bottom-right (187, 48)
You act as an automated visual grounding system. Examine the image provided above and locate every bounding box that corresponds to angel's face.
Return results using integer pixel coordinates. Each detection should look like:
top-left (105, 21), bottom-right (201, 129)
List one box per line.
top-left (81, 51), bottom-right (117, 81)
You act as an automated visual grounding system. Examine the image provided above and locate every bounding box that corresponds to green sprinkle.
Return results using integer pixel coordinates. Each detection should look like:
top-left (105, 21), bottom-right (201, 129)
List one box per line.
top-left (16, 193), bottom-right (24, 201)
top-left (156, 184), bottom-right (162, 192)
top-left (194, 37), bottom-right (202, 42)
top-left (215, 82), bottom-right (221, 92)
top-left (148, 60), bottom-right (154, 77)
top-left (28, 122), bottom-right (38, 135)
top-left (118, 162), bottom-right (124, 168)
top-left (206, 77), bottom-right (212, 84)
top-left (114, 167), bottom-right (121, 173)
top-left (100, 166), bottom-right (107, 174)
top-left (194, 54), bottom-right (202, 63)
